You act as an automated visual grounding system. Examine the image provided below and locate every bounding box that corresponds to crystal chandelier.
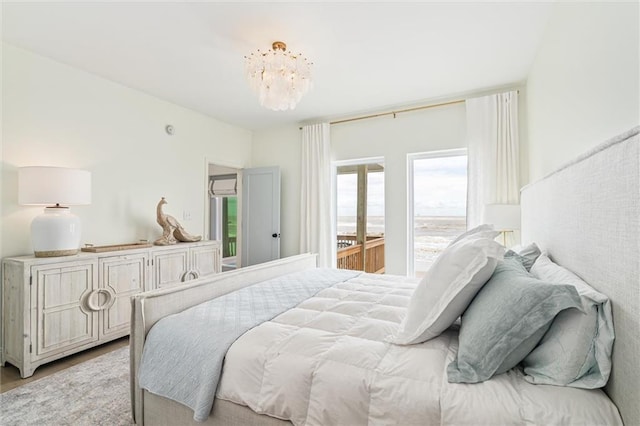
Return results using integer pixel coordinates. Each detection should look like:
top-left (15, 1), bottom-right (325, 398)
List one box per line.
top-left (245, 41), bottom-right (313, 111)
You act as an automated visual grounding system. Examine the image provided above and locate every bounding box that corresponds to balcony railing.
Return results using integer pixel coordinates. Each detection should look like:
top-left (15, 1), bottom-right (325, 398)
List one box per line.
top-left (336, 235), bottom-right (385, 274)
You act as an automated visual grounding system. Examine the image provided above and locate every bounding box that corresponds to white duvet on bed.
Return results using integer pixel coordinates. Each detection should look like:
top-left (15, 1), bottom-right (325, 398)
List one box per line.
top-left (216, 273), bottom-right (621, 426)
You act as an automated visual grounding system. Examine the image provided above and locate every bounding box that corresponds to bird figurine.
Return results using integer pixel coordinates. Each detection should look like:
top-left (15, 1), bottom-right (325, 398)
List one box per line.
top-left (154, 197), bottom-right (202, 246)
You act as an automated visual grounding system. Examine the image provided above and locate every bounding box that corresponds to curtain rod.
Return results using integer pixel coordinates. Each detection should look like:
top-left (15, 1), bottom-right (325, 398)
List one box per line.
top-left (331, 99), bottom-right (464, 125)
top-left (298, 99), bottom-right (464, 130)
top-left (299, 89), bottom-right (520, 129)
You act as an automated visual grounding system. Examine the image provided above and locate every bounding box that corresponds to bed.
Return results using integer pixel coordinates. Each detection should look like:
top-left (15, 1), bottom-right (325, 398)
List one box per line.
top-left (130, 126), bottom-right (639, 426)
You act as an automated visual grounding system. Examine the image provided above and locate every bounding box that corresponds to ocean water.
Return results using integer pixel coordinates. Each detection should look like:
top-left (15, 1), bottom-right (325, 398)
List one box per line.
top-left (337, 216), bottom-right (466, 271)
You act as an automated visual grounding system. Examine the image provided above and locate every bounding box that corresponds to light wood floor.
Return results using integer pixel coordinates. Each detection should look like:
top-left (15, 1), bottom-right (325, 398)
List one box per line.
top-left (0, 337), bottom-right (129, 393)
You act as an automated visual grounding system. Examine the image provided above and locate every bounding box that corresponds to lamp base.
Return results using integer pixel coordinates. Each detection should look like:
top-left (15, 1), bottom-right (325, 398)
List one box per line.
top-left (31, 206), bottom-right (82, 257)
top-left (34, 248), bottom-right (79, 258)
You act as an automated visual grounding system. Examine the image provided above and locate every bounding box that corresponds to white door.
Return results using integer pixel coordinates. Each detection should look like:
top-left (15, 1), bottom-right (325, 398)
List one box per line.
top-left (241, 166), bottom-right (281, 267)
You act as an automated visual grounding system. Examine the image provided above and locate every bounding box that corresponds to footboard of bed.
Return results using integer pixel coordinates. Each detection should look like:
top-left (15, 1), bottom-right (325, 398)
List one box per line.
top-left (129, 253), bottom-right (318, 425)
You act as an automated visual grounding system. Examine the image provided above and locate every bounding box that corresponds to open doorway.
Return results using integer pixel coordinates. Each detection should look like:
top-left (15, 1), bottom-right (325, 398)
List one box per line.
top-left (206, 163), bottom-right (281, 270)
top-left (208, 164), bottom-right (240, 272)
top-left (334, 158), bottom-right (385, 273)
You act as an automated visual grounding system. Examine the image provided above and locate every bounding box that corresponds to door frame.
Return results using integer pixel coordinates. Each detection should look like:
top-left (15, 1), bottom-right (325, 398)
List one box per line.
top-left (203, 158), bottom-right (244, 267)
top-left (332, 156), bottom-right (385, 270)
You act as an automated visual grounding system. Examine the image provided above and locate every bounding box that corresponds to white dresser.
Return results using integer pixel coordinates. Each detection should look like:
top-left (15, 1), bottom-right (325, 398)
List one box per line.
top-left (1, 240), bottom-right (221, 378)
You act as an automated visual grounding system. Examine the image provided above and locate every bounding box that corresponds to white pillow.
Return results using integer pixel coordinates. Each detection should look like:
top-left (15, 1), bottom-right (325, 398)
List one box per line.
top-left (393, 236), bottom-right (504, 345)
top-left (447, 224), bottom-right (498, 247)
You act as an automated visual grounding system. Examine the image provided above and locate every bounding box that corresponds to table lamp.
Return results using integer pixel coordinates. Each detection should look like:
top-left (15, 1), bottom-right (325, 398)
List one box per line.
top-left (19, 166), bottom-right (91, 257)
top-left (482, 203), bottom-right (520, 246)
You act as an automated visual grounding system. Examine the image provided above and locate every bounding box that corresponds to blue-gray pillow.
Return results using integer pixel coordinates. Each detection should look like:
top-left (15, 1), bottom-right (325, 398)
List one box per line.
top-left (447, 257), bottom-right (583, 384)
top-left (505, 242), bottom-right (541, 271)
top-left (523, 254), bottom-right (614, 388)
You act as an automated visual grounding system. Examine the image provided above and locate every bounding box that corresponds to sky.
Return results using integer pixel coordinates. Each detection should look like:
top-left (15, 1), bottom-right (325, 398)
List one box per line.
top-left (337, 155), bottom-right (467, 217)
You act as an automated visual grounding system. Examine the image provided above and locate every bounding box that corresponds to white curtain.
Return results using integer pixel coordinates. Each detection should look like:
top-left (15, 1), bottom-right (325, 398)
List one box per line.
top-left (466, 90), bottom-right (520, 228)
top-left (300, 123), bottom-right (333, 267)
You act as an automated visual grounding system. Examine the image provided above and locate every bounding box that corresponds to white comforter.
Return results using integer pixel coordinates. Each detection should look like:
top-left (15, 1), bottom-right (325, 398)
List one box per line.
top-left (216, 273), bottom-right (621, 425)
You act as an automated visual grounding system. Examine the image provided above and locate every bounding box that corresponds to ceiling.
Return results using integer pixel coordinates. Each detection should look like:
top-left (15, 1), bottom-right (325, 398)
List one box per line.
top-left (2, 1), bottom-right (555, 131)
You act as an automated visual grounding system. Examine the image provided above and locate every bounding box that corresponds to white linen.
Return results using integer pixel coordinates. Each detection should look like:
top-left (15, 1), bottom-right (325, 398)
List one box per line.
top-left (300, 123), bottom-right (333, 267)
top-left (525, 254), bottom-right (614, 388)
top-left (393, 236), bottom-right (503, 345)
top-left (216, 273), bottom-right (621, 426)
top-left (466, 91), bottom-right (520, 237)
top-left (137, 268), bottom-right (360, 422)
top-left (447, 223), bottom-right (498, 247)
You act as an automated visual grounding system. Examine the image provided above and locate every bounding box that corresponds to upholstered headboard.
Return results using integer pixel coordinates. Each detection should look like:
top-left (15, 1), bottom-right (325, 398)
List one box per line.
top-left (521, 126), bottom-right (639, 426)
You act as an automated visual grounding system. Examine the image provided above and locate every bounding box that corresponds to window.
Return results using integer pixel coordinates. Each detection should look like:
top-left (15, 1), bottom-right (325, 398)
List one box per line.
top-left (408, 149), bottom-right (467, 276)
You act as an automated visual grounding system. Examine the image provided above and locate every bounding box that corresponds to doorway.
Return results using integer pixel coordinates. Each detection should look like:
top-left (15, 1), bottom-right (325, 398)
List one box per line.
top-left (206, 163), bottom-right (282, 270)
top-left (334, 158), bottom-right (385, 273)
top-left (208, 164), bottom-right (240, 271)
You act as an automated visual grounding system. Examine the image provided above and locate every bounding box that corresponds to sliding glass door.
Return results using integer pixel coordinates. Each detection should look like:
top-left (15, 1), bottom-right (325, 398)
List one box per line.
top-left (335, 159), bottom-right (385, 273)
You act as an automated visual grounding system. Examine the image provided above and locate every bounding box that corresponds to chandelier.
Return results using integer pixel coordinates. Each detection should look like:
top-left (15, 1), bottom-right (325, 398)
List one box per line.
top-left (245, 41), bottom-right (313, 111)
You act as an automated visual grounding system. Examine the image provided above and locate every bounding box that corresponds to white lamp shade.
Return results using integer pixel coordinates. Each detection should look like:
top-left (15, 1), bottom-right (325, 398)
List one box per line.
top-left (482, 204), bottom-right (521, 230)
top-left (19, 166), bottom-right (91, 206)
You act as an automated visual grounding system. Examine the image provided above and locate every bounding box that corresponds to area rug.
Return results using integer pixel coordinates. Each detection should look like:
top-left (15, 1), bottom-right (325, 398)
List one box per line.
top-left (0, 347), bottom-right (132, 426)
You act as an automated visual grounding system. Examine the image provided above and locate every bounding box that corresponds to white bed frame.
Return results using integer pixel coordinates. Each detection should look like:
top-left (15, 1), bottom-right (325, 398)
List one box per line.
top-left (131, 126), bottom-right (639, 425)
top-left (130, 254), bottom-right (315, 425)
top-left (521, 126), bottom-right (639, 426)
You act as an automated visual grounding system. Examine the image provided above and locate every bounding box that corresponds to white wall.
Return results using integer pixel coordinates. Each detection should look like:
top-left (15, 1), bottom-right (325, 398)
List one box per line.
top-left (1, 44), bottom-right (253, 260)
top-left (526, 2), bottom-right (639, 181)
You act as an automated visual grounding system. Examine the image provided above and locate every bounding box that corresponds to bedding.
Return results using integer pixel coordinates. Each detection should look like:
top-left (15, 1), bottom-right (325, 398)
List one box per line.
top-left (213, 272), bottom-right (621, 426)
top-left (393, 233), bottom-right (503, 345)
top-left (447, 257), bottom-right (582, 383)
top-left (523, 254), bottom-right (614, 388)
top-left (504, 242), bottom-right (541, 271)
top-left (138, 268), bottom-right (360, 422)
top-left (447, 223), bottom-right (498, 246)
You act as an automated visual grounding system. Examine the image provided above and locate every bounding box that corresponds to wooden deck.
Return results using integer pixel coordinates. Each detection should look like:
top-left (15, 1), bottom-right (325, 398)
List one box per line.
top-left (336, 235), bottom-right (385, 274)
